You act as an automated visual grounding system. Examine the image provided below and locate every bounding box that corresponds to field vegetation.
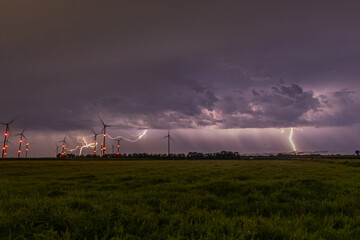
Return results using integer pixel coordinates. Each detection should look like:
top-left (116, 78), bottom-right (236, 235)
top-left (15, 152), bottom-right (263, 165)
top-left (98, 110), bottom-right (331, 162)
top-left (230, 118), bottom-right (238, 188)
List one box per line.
top-left (0, 159), bottom-right (359, 239)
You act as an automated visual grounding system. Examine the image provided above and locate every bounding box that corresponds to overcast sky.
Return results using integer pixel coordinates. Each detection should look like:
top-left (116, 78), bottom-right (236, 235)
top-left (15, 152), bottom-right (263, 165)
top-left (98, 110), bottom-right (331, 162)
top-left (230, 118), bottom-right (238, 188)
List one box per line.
top-left (1, 0), bottom-right (360, 157)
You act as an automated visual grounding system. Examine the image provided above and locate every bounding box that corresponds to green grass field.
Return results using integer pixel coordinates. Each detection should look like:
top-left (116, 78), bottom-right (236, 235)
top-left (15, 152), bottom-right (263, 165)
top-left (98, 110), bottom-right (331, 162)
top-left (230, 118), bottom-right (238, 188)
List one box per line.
top-left (0, 159), bottom-right (359, 239)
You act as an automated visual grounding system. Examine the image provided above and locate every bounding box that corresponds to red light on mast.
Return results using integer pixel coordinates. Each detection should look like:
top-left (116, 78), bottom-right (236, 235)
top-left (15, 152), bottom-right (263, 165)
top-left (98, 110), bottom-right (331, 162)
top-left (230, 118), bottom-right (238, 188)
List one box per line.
top-left (4, 133), bottom-right (8, 136)
top-left (18, 150), bottom-right (21, 153)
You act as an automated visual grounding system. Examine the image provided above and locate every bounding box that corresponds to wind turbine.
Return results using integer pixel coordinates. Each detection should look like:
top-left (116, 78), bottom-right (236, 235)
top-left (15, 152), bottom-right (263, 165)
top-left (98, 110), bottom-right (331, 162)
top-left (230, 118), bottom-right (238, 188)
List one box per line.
top-left (1, 119), bottom-right (15, 158)
top-left (25, 142), bottom-right (33, 158)
top-left (114, 138), bottom-right (122, 156)
top-left (59, 137), bottom-right (69, 156)
top-left (56, 144), bottom-right (60, 157)
top-left (98, 115), bottom-right (113, 156)
top-left (3, 139), bottom-right (11, 157)
top-left (163, 129), bottom-right (173, 156)
top-left (16, 129), bottom-right (27, 158)
top-left (91, 129), bottom-right (100, 156)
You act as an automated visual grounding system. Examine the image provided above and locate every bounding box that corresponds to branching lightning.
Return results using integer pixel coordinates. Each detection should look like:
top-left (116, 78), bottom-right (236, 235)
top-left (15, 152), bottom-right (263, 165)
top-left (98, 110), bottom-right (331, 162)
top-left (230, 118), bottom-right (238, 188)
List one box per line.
top-left (108, 129), bottom-right (148, 142)
top-left (70, 129), bottom-right (148, 155)
top-left (70, 137), bottom-right (97, 155)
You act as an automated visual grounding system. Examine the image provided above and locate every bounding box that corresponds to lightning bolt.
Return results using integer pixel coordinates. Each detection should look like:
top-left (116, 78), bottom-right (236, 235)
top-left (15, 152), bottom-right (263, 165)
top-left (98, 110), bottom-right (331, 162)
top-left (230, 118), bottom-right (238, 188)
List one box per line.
top-left (70, 129), bottom-right (148, 155)
top-left (70, 137), bottom-right (97, 155)
top-left (108, 129), bottom-right (148, 142)
top-left (289, 128), bottom-right (297, 154)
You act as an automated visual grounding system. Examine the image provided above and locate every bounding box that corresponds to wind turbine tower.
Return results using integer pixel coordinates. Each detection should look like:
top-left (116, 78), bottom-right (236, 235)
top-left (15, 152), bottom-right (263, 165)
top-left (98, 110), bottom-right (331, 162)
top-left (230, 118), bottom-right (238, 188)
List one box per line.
top-left (25, 142), bottom-right (32, 158)
top-left (114, 138), bottom-right (122, 156)
top-left (98, 115), bottom-right (113, 156)
top-left (3, 139), bottom-right (11, 157)
top-left (163, 129), bottom-right (173, 156)
top-left (91, 130), bottom-right (100, 156)
top-left (59, 137), bottom-right (69, 156)
top-left (1, 120), bottom-right (15, 158)
top-left (16, 129), bottom-right (27, 158)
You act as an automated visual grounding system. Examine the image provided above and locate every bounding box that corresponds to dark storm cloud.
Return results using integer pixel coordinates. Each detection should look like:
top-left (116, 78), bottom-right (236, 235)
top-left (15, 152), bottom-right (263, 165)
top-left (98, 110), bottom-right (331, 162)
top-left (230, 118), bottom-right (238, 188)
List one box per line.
top-left (1, 0), bottom-right (360, 132)
top-left (216, 83), bottom-right (321, 128)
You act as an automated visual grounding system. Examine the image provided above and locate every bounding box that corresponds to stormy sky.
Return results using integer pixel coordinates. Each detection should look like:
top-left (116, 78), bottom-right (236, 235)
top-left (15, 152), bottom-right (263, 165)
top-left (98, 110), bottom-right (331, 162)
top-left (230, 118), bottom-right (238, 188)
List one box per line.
top-left (1, 0), bottom-right (360, 157)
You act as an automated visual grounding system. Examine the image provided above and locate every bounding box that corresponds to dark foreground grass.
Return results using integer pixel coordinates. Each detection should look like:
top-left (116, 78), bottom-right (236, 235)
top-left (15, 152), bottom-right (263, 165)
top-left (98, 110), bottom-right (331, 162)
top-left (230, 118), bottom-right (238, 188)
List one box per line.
top-left (0, 159), bottom-right (359, 239)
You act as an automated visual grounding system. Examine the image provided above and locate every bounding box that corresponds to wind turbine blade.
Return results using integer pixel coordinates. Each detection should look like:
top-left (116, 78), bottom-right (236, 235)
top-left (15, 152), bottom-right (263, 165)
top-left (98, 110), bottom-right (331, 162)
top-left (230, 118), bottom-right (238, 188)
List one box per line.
top-left (98, 114), bottom-right (105, 126)
top-left (9, 118), bottom-right (16, 124)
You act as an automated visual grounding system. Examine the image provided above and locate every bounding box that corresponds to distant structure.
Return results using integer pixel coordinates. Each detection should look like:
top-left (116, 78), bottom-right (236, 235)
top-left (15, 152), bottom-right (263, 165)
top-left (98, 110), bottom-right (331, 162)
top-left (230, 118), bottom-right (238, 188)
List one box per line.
top-left (91, 130), bottom-right (100, 156)
top-left (1, 120), bottom-right (15, 158)
top-left (59, 137), bottom-right (69, 156)
top-left (114, 138), bottom-right (122, 156)
top-left (16, 129), bottom-right (27, 158)
top-left (3, 139), bottom-right (11, 157)
top-left (56, 144), bottom-right (59, 157)
top-left (356, 150), bottom-right (360, 156)
top-left (98, 115), bottom-right (113, 156)
top-left (163, 129), bottom-right (173, 156)
top-left (25, 142), bottom-right (32, 158)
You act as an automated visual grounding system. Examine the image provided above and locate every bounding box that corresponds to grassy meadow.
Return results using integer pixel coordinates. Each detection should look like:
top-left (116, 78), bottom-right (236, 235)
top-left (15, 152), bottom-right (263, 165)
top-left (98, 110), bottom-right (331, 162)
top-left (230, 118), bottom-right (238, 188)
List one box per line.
top-left (0, 159), bottom-right (359, 239)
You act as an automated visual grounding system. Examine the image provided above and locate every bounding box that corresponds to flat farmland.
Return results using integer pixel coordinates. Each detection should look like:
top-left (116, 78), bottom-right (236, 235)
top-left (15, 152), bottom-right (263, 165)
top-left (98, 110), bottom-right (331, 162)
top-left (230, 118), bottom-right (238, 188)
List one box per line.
top-left (0, 159), bottom-right (359, 239)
